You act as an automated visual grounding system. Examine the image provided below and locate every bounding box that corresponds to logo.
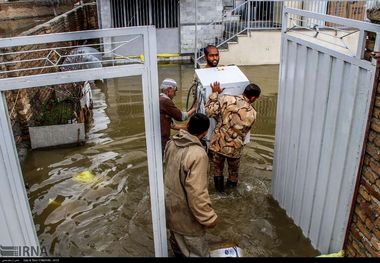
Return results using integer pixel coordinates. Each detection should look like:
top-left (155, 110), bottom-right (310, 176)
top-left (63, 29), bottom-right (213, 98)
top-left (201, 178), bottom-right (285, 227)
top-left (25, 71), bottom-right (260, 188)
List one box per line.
top-left (0, 245), bottom-right (48, 257)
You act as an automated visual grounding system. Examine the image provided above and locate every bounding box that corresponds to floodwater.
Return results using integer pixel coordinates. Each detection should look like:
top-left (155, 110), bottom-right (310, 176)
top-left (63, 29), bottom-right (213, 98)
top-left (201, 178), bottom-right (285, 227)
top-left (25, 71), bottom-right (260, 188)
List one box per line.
top-left (21, 63), bottom-right (320, 257)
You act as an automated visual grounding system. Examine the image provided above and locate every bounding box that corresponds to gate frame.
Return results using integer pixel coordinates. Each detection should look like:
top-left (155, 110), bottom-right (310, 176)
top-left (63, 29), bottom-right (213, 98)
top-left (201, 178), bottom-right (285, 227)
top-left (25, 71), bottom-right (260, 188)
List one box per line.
top-left (0, 26), bottom-right (167, 257)
top-left (273, 7), bottom-right (380, 253)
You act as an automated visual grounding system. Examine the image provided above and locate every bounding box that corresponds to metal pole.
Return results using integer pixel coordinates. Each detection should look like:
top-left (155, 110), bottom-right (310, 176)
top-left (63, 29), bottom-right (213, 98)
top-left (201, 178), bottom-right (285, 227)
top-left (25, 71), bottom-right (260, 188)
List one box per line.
top-left (247, 0), bottom-right (251, 32)
top-left (194, 0), bottom-right (198, 69)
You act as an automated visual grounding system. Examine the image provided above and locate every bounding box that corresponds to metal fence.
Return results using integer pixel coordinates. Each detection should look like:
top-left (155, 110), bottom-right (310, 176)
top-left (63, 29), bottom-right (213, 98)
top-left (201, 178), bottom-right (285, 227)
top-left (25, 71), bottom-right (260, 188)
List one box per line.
top-left (273, 7), bottom-right (380, 253)
top-left (0, 26), bottom-right (167, 257)
top-left (196, 0), bottom-right (380, 64)
top-left (110, 0), bottom-right (179, 28)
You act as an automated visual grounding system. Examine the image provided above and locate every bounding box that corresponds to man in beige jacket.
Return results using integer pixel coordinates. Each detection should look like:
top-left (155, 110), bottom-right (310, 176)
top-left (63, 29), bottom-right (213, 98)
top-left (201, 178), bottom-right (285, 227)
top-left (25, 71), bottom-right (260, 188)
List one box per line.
top-left (164, 113), bottom-right (218, 257)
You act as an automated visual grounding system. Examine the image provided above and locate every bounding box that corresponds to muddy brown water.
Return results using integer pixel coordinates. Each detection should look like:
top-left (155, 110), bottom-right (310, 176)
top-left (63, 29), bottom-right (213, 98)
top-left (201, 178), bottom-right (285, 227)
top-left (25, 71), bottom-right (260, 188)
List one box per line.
top-left (21, 63), bottom-right (320, 257)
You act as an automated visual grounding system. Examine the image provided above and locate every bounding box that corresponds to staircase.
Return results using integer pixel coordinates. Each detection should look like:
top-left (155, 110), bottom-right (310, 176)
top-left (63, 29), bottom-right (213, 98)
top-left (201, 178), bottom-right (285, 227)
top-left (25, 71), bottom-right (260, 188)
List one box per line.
top-left (193, 0), bottom-right (290, 67)
top-left (195, 2), bottom-right (250, 67)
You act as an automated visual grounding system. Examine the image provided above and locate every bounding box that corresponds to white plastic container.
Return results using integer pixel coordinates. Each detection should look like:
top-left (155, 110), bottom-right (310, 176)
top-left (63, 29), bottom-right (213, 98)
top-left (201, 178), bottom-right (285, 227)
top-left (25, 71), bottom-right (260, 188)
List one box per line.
top-left (195, 66), bottom-right (250, 145)
top-left (195, 65), bottom-right (249, 99)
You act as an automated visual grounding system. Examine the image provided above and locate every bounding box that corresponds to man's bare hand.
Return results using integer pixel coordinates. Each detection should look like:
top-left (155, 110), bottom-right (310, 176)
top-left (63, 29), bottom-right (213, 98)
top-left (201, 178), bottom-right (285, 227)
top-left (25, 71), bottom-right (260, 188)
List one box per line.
top-left (210, 81), bottom-right (224, 94)
top-left (206, 218), bottom-right (217, 228)
top-left (191, 99), bottom-right (197, 111)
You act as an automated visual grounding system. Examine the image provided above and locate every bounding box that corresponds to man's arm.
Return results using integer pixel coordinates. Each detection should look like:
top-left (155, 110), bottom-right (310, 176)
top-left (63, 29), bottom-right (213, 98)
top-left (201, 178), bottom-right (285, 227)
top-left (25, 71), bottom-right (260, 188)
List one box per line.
top-left (171, 122), bottom-right (187, 130)
top-left (162, 98), bottom-right (184, 121)
top-left (162, 97), bottom-right (196, 121)
top-left (184, 148), bottom-right (218, 228)
top-left (205, 81), bottom-right (224, 118)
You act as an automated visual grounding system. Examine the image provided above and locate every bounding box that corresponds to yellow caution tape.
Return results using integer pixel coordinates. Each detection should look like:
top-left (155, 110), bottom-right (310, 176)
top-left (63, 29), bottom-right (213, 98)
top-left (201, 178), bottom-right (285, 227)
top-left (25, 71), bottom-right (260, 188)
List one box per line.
top-left (115, 53), bottom-right (180, 62)
top-left (316, 250), bottom-right (344, 257)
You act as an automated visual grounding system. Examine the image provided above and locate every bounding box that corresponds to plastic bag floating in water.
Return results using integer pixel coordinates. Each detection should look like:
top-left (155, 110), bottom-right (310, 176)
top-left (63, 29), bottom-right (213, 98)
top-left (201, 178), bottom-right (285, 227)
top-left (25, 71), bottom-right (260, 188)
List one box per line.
top-left (210, 243), bottom-right (244, 257)
top-left (61, 47), bottom-right (102, 71)
top-left (73, 171), bottom-right (96, 184)
top-left (316, 250), bottom-right (344, 257)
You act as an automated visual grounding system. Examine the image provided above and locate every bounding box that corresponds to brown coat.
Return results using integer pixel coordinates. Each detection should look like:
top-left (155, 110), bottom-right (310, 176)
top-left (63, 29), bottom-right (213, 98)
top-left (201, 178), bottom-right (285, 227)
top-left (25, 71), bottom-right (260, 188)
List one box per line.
top-left (160, 94), bottom-right (184, 151)
top-left (164, 129), bottom-right (217, 236)
top-left (205, 92), bottom-right (257, 158)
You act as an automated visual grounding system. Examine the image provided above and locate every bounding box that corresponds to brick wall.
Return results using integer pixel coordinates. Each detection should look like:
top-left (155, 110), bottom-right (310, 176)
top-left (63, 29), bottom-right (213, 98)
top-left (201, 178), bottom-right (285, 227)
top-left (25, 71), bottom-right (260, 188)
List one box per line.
top-left (2, 4), bottom-right (98, 144)
top-left (343, 21), bottom-right (380, 257)
top-left (0, 0), bottom-right (75, 20)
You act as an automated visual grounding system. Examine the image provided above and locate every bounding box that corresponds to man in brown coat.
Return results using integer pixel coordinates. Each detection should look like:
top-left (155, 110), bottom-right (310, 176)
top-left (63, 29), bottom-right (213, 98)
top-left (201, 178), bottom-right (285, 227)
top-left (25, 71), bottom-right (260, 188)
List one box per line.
top-left (164, 113), bottom-right (217, 257)
top-left (160, 78), bottom-right (196, 156)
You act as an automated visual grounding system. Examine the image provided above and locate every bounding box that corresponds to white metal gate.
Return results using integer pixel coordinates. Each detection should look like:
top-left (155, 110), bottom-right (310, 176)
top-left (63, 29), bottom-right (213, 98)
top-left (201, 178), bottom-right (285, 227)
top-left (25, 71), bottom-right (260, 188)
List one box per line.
top-left (0, 27), bottom-right (167, 256)
top-left (273, 8), bottom-right (380, 253)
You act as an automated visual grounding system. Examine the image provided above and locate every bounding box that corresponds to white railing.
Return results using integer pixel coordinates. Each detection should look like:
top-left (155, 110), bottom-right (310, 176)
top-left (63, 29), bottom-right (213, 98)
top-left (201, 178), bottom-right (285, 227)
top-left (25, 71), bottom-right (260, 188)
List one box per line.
top-left (195, 0), bottom-right (380, 65)
top-left (0, 26), bottom-right (168, 257)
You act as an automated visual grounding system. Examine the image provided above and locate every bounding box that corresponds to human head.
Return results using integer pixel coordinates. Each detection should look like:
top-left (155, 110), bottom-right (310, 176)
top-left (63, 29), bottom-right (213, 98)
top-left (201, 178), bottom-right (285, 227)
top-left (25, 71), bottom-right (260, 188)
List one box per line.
top-left (243, 83), bottom-right (261, 103)
top-left (204, 45), bottom-right (219, 68)
top-left (160, 78), bottom-right (178, 99)
top-left (187, 113), bottom-right (210, 138)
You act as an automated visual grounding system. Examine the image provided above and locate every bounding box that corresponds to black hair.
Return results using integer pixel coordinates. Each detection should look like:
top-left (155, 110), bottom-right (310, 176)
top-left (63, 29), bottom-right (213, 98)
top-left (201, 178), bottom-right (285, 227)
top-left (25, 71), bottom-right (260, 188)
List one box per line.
top-left (204, 44), bottom-right (218, 57)
top-left (243, 83), bottom-right (261, 99)
top-left (187, 113), bottom-right (210, 136)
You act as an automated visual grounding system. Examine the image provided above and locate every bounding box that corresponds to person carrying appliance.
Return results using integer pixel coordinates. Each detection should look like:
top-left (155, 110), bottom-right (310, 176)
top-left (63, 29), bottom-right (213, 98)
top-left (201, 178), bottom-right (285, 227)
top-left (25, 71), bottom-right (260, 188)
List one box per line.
top-left (205, 82), bottom-right (261, 192)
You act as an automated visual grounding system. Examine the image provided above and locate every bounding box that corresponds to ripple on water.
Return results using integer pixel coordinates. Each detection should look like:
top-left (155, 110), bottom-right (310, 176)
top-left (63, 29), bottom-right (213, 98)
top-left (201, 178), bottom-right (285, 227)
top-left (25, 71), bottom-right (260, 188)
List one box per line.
top-left (22, 65), bottom-right (319, 257)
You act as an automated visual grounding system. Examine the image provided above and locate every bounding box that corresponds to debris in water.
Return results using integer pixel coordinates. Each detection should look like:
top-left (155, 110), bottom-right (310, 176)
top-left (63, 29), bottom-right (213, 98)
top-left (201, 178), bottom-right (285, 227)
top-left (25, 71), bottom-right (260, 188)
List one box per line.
top-left (210, 243), bottom-right (244, 257)
top-left (73, 171), bottom-right (96, 183)
top-left (316, 250), bottom-right (344, 257)
top-left (48, 198), bottom-right (60, 206)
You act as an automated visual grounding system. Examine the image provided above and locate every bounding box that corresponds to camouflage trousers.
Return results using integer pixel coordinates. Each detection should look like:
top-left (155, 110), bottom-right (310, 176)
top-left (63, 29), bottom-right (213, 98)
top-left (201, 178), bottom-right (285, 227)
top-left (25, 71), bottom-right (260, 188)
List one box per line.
top-left (209, 151), bottom-right (240, 183)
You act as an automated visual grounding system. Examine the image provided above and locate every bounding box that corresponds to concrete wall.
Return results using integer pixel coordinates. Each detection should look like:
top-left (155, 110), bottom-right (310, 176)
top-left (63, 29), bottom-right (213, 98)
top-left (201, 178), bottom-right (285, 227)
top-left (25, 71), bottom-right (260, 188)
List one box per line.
top-left (97, 0), bottom-right (179, 54)
top-left (344, 31), bottom-right (380, 257)
top-left (29, 123), bottom-right (85, 149)
top-left (157, 28), bottom-right (180, 54)
top-left (97, 0), bottom-right (224, 54)
top-left (112, 28), bottom-right (180, 56)
top-left (179, 0), bottom-right (224, 53)
top-left (219, 31), bottom-right (281, 66)
top-left (219, 29), bottom-right (360, 66)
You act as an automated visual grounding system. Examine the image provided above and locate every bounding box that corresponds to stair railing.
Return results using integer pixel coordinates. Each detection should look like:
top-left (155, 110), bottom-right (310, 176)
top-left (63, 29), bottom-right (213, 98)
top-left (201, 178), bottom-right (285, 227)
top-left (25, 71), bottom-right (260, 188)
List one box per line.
top-left (195, 0), bottom-right (249, 66)
top-left (194, 0), bottom-right (378, 66)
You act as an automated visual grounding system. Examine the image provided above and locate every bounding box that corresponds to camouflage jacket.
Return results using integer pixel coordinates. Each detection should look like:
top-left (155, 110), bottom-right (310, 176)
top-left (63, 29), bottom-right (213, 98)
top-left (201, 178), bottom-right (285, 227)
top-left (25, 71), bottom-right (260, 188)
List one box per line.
top-left (205, 92), bottom-right (257, 158)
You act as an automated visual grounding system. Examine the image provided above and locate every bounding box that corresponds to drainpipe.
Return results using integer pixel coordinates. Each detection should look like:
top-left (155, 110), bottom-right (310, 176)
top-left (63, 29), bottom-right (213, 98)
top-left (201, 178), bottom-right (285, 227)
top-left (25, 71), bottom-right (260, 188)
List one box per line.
top-left (194, 0), bottom-right (198, 69)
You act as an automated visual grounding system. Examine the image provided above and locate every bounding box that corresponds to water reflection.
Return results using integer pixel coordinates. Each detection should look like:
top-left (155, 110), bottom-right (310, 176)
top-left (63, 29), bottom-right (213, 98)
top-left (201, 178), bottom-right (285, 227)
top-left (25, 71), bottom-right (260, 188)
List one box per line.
top-left (22, 63), bottom-right (319, 257)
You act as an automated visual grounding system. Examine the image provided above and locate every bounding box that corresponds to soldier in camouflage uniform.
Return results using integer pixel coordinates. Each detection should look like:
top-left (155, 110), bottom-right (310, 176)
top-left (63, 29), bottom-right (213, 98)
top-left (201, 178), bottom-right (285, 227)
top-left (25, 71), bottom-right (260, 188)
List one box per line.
top-left (205, 82), bottom-right (261, 192)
